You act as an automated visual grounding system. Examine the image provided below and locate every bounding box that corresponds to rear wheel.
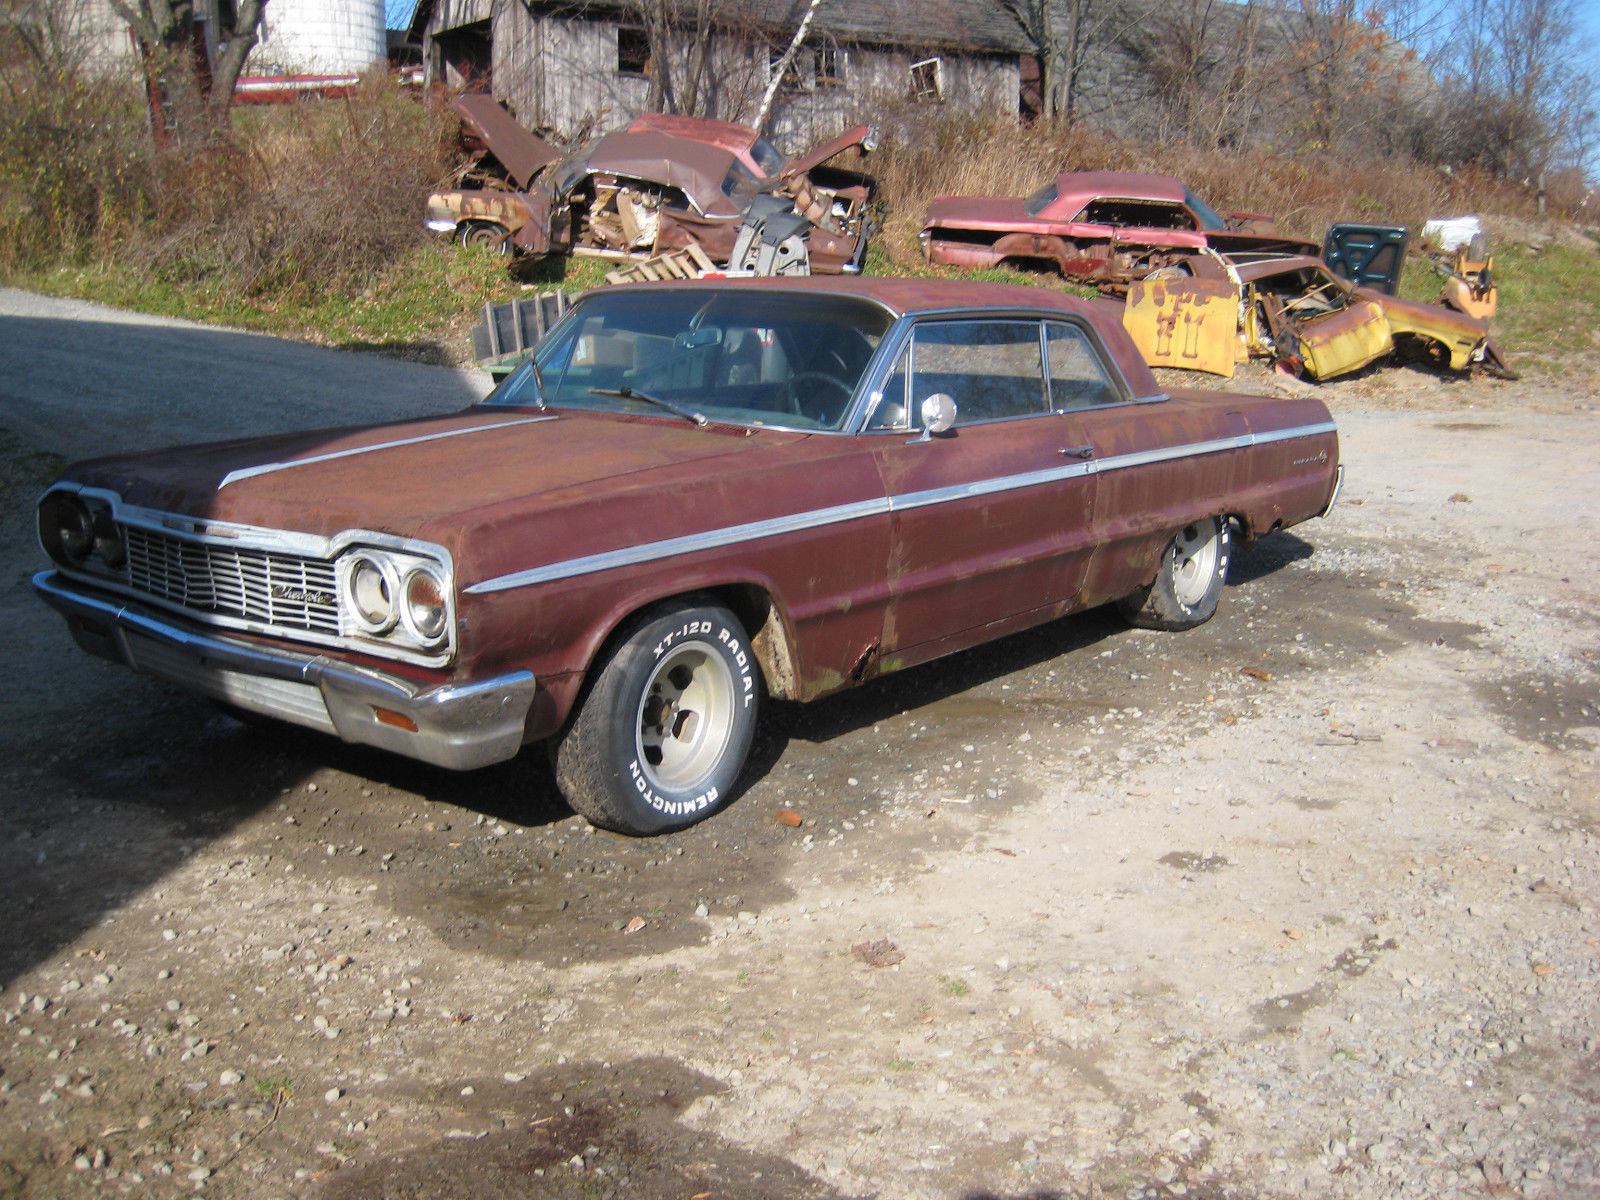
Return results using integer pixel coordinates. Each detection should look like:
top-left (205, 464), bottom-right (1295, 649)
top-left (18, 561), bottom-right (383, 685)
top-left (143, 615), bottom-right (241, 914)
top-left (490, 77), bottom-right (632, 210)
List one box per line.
top-left (1117, 516), bottom-right (1231, 631)
top-left (553, 601), bottom-right (759, 835)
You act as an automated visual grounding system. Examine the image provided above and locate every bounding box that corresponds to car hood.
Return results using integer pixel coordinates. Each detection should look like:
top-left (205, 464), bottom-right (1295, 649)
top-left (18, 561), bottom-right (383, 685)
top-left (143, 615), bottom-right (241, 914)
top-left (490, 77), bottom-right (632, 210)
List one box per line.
top-left (922, 195), bottom-right (1037, 230)
top-left (452, 94), bottom-right (561, 190)
top-left (780, 124), bottom-right (876, 180)
top-left (66, 409), bottom-right (795, 542)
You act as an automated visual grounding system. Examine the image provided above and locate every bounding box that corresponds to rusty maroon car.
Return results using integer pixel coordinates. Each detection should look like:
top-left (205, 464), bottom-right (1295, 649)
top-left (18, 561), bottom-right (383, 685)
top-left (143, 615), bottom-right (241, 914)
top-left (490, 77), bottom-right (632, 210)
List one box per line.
top-left (921, 171), bottom-right (1318, 287)
top-left (34, 280), bottom-right (1341, 835)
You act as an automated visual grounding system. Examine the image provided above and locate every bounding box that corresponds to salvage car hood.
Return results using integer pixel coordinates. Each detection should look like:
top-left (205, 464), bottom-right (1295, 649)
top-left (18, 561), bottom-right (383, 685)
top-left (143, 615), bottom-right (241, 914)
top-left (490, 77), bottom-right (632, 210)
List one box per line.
top-left (452, 94), bottom-right (561, 190)
top-left (65, 410), bottom-right (794, 541)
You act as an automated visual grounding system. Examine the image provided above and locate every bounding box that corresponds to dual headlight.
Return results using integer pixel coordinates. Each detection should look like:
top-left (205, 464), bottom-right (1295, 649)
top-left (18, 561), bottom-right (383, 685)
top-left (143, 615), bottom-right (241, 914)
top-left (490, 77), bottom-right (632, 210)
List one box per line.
top-left (339, 549), bottom-right (451, 652)
top-left (39, 492), bottom-right (123, 573)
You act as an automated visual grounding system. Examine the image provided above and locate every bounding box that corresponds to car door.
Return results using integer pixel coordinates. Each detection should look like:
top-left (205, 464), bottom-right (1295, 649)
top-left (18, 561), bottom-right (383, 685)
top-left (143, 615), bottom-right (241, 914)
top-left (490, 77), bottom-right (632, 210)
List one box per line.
top-left (861, 316), bottom-right (1099, 657)
top-left (1045, 318), bottom-right (1253, 607)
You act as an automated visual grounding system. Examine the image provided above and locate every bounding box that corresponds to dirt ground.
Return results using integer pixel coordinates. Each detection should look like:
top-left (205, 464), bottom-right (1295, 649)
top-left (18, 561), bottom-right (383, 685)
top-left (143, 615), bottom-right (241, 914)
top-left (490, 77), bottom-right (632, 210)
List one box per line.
top-left (1, 291), bottom-right (1596, 1200)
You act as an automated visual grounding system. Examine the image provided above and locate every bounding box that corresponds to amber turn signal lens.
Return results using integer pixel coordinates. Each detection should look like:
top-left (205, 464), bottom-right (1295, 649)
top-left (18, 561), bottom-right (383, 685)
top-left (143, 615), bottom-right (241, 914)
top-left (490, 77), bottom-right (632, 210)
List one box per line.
top-left (371, 707), bottom-right (418, 732)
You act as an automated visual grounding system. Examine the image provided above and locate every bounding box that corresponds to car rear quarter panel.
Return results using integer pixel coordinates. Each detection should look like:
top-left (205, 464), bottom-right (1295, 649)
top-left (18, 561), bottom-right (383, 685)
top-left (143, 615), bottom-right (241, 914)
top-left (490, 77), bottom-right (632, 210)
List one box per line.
top-left (1176, 389), bottom-right (1340, 533)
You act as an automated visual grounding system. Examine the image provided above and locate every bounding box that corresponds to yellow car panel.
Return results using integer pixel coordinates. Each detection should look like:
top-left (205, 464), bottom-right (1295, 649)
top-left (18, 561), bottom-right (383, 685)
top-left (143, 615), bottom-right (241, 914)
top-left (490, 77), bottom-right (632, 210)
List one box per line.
top-left (1123, 277), bottom-right (1239, 377)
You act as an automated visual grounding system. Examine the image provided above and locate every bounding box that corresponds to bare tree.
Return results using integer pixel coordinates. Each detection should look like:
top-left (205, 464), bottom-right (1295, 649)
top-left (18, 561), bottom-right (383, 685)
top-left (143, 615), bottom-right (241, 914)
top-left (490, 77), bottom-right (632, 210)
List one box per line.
top-left (1428, 0), bottom-right (1596, 189)
top-left (1001, 0), bottom-right (1130, 124)
top-left (107, 0), bottom-right (265, 143)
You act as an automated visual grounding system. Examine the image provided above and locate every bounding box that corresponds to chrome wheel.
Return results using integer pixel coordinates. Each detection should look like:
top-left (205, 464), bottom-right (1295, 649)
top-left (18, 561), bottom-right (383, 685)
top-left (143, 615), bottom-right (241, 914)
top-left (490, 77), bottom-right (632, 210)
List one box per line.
top-left (634, 642), bottom-right (737, 792)
top-left (1170, 521), bottom-right (1221, 608)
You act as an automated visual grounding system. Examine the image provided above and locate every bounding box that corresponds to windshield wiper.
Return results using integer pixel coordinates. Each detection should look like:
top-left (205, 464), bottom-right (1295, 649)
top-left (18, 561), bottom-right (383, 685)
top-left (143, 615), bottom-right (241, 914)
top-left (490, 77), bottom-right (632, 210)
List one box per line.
top-left (588, 387), bottom-right (708, 427)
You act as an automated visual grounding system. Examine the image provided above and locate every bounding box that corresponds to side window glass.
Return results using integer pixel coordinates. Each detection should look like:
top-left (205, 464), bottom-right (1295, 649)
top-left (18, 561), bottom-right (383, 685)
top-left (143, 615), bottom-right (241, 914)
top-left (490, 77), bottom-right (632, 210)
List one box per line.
top-left (1046, 323), bottom-right (1121, 410)
top-left (911, 320), bottom-right (1046, 427)
top-left (865, 346), bottom-right (911, 431)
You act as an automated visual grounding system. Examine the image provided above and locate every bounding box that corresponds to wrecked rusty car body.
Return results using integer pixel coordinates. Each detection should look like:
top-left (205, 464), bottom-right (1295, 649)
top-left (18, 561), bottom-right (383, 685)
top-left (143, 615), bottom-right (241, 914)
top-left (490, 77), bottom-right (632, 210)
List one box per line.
top-left (426, 95), bottom-right (876, 272)
top-left (1123, 252), bottom-right (1511, 381)
top-left (35, 279), bottom-right (1340, 837)
top-left (920, 171), bottom-right (1317, 287)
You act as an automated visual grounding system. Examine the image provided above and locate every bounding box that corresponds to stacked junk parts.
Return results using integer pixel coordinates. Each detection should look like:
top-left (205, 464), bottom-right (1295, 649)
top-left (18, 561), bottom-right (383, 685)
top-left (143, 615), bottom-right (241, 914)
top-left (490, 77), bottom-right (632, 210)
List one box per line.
top-left (432, 94), bottom-right (1511, 384)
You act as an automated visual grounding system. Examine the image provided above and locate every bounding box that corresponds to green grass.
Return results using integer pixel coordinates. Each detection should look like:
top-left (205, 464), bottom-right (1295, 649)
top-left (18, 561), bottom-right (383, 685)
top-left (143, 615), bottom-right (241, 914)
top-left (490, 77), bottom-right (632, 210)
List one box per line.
top-left (1398, 238), bottom-right (1600, 373)
top-left (12, 227), bottom-right (1595, 378)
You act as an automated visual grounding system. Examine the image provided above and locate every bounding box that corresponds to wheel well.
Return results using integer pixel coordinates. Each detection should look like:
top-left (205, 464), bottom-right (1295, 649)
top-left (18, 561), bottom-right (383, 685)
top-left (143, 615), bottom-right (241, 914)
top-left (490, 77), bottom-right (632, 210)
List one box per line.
top-left (704, 583), bottom-right (800, 701)
top-left (584, 584), bottom-right (801, 703)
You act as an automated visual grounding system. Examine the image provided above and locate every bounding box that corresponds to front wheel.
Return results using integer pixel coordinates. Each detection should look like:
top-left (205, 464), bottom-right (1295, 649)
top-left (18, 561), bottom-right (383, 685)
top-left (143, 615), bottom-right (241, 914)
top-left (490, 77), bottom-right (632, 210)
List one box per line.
top-left (552, 601), bottom-right (759, 835)
top-left (1116, 516), bottom-right (1231, 631)
top-left (457, 220), bottom-right (511, 255)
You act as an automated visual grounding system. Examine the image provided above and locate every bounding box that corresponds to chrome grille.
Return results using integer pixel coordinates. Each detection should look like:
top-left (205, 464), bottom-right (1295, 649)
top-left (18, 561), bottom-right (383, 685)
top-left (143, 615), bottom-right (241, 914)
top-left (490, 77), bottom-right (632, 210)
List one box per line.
top-left (123, 526), bottom-right (341, 636)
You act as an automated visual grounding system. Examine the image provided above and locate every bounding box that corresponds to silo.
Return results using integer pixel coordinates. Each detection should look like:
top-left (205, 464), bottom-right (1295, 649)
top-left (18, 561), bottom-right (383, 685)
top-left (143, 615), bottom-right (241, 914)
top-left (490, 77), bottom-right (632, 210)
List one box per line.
top-left (254, 0), bottom-right (385, 74)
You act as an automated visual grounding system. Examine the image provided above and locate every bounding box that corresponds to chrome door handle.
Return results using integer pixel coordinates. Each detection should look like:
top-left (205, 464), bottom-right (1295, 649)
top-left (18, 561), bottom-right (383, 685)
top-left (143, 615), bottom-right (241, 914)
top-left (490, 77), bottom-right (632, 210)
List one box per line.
top-left (1059, 445), bottom-right (1095, 459)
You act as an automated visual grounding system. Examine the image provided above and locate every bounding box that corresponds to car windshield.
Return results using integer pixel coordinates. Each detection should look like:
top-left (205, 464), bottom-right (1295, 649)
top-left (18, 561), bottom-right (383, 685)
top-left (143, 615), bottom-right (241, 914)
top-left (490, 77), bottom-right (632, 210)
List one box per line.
top-left (1024, 180), bottom-right (1058, 216)
top-left (1183, 187), bottom-right (1227, 232)
top-left (482, 289), bottom-right (895, 432)
top-left (749, 136), bottom-right (787, 177)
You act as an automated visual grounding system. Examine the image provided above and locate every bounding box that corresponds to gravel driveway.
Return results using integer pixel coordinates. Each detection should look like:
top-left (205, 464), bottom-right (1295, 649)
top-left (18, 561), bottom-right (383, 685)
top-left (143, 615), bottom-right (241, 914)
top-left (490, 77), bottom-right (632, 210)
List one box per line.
top-left (0, 290), bottom-right (1595, 1200)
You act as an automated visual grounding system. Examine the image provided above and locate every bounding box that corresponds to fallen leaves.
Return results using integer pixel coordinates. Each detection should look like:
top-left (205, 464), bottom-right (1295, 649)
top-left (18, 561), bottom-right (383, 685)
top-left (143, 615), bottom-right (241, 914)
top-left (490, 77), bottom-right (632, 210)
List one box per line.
top-left (622, 916), bottom-right (646, 935)
top-left (1240, 666), bottom-right (1273, 682)
top-left (1449, 492), bottom-right (1472, 503)
top-left (851, 939), bottom-right (905, 968)
top-left (774, 809), bottom-right (803, 828)
top-left (1532, 962), bottom-right (1554, 977)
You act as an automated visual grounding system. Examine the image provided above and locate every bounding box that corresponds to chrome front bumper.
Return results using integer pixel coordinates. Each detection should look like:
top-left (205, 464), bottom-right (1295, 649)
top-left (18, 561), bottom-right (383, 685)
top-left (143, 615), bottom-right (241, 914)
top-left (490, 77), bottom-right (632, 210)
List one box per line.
top-left (33, 571), bottom-right (537, 771)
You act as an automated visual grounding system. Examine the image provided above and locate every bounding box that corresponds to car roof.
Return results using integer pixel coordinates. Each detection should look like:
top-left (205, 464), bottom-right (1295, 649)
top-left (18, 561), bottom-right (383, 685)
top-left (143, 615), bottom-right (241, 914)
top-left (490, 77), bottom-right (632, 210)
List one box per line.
top-left (581, 277), bottom-right (1160, 398)
top-left (1054, 171), bottom-right (1188, 207)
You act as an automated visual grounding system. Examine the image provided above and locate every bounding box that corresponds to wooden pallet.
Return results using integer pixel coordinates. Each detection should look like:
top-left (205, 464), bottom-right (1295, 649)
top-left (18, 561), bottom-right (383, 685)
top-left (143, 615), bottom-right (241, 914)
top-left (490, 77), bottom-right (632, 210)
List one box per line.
top-left (604, 243), bottom-right (716, 284)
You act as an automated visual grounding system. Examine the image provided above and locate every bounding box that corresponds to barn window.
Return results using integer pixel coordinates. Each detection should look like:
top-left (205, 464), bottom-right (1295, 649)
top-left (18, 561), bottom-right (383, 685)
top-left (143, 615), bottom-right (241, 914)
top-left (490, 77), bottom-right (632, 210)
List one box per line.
top-left (813, 44), bottom-right (845, 89)
top-left (617, 27), bottom-right (650, 77)
top-left (910, 56), bottom-right (942, 102)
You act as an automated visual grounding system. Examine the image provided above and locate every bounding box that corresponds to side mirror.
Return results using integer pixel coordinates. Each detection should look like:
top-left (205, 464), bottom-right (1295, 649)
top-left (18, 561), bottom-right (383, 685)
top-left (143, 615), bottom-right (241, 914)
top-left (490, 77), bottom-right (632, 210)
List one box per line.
top-left (919, 393), bottom-right (956, 437)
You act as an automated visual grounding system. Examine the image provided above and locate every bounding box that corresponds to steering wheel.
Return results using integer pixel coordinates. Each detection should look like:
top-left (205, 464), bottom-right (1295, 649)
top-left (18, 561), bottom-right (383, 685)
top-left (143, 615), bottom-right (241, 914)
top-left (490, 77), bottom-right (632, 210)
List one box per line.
top-left (786, 371), bottom-right (855, 424)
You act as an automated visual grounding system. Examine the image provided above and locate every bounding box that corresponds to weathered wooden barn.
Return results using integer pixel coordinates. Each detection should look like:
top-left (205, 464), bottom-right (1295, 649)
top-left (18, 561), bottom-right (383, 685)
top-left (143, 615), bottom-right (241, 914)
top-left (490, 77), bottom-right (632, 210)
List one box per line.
top-left (413, 0), bottom-right (1032, 147)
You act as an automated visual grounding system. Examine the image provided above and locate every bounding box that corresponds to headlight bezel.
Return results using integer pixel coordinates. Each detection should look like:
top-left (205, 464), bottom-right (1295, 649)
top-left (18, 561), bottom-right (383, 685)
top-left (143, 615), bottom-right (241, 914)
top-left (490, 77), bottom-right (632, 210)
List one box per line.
top-left (39, 490), bottom-right (120, 573)
top-left (336, 546), bottom-right (455, 655)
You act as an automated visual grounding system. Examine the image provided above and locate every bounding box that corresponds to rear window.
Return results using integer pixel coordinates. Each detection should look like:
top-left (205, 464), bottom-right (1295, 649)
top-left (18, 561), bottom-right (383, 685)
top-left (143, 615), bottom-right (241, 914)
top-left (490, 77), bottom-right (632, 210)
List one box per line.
top-left (1024, 181), bottom-right (1058, 216)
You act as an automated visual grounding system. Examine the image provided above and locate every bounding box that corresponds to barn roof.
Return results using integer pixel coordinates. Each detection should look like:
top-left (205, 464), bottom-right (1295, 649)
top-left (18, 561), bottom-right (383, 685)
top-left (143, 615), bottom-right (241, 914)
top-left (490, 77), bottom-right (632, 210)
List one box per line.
top-left (428, 0), bottom-right (1031, 55)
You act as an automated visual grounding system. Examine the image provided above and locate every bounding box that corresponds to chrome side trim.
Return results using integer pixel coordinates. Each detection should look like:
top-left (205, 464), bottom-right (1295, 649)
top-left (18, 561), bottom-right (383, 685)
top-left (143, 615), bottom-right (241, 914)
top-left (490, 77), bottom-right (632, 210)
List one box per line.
top-left (217, 417), bottom-right (557, 489)
top-left (1092, 433), bottom-right (1251, 473)
top-left (1253, 420), bottom-right (1338, 446)
top-left (464, 496), bottom-right (891, 594)
top-left (890, 460), bottom-right (1093, 511)
top-left (464, 420), bottom-right (1337, 594)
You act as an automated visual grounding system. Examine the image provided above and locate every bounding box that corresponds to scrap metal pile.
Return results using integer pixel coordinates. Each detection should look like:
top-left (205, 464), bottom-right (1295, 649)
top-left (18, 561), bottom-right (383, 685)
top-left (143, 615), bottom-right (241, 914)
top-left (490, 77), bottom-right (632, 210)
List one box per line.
top-left (429, 104), bottom-right (1512, 382)
top-left (426, 95), bottom-right (876, 279)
